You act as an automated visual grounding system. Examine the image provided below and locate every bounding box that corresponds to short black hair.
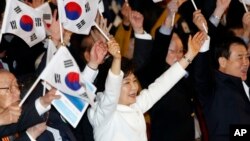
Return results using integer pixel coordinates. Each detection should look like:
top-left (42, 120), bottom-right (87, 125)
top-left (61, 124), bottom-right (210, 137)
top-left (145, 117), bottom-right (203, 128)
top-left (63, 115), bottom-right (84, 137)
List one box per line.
top-left (214, 36), bottom-right (248, 69)
top-left (121, 57), bottom-right (135, 78)
top-left (95, 57), bottom-right (136, 92)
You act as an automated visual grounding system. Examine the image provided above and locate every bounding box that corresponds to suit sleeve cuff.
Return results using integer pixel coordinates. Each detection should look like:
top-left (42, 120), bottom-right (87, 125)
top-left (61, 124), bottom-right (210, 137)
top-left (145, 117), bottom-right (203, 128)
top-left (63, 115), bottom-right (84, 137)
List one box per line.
top-left (159, 26), bottom-right (173, 35)
top-left (134, 31), bottom-right (152, 40)
top-left (209, 15), bottom-right (220, 27)
top-left (26, 131), bottom-right (36, 141)
top-left (81, 65), bottom-right (99, 83)
top-left (35, 98), bottom-right (51, 116)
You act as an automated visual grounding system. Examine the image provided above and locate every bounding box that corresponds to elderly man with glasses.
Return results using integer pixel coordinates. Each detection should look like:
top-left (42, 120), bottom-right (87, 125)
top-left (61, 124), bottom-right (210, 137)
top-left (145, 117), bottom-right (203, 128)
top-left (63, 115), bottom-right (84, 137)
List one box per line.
top-left (0, 69), bottom-right (60, 141)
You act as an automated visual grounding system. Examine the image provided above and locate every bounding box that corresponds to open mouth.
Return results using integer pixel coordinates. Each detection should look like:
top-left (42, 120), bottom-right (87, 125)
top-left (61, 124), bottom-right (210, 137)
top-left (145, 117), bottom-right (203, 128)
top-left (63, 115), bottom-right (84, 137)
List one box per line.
top-left (128, 93), bottom-right (136, 98)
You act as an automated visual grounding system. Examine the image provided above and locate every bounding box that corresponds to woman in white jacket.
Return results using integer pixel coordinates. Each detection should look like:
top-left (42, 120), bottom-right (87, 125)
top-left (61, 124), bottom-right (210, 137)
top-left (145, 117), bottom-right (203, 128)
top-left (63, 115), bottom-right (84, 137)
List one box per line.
top-left (88, 32), bottom-right (206, 141)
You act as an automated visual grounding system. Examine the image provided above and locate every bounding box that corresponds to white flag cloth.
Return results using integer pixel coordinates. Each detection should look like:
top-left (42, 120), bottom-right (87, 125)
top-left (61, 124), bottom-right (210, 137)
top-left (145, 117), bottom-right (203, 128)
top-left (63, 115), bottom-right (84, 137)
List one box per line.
top-left (98, 0), bottom-right (105, 14)
top-left (46, 38), bottom-right (57, 64)
top-left (57, 0), bottom-right (99, 34)
top-left (35, 2), bottom-right (52, 28)
top-left (240, 0), bottom-right (250, 5)
top-left (1, 0), bottom-right (46, 47)
top-left (40, 47), bottom-right (86, 97)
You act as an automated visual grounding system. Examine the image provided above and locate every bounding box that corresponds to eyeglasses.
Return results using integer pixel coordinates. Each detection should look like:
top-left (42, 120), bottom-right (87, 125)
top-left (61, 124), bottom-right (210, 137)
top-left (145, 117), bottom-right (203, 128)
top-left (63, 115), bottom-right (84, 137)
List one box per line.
top-left (0, 81), bottom-right (24, 95)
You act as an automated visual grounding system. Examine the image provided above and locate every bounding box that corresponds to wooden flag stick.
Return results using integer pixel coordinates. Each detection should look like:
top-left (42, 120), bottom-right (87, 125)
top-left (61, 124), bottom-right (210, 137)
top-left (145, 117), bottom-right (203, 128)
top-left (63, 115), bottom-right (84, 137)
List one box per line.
top-left (19, 76), bottom-right (41, 106)
top-left (94, 22), bottom-right (110, 41)
top-left (191, 0), bottom-right (208, 33)
top-left (242, 0), bottom-right (249, 12)
top-left (56, 0), bottom-right (65, 45)
top-left (191, 0), bottom-right (198, 10)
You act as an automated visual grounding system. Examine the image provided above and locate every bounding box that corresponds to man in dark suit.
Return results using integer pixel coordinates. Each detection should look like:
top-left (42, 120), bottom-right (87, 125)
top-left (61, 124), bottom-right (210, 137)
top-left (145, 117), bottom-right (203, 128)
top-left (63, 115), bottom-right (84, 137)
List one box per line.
top-left (194, 36), bottom-right (250, 141)
top-left (0, 69), bottom-right (59, 140)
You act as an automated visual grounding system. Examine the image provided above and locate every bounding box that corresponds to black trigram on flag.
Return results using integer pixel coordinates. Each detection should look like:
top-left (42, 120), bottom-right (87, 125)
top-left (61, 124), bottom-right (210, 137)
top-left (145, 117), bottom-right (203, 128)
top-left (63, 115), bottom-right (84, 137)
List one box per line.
top-left (54, 73), bottom-right (61, 83)
top-left (43, 14), bottom-right (51, 21)
top-left (35, 18), bottom-right (42, 27)
top-left (30, 33), bottom-right (37, 42)
top-left (76, 19), bottom-right (86, 29)
top-left (14, 6), bottom-right (22, 14)
top-left (80, 92), bottom-right (89, 99)
top-left (10, 20), bottom-right (17, 29)
top-left (85, 2), bottom-right (91, 13)
top-left (64, 59), bottom-right (73, 68)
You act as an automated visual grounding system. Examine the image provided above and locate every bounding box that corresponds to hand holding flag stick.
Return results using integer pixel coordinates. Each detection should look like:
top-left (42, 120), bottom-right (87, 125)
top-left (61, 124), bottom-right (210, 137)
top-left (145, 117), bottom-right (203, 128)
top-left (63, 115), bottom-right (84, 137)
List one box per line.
top-left (94, 23), bottom-right (110, 41)
top-left (167, 0), bottom-right (178, 27)
top-left (45, 9), bottom-right (61, 47)
top-left (94, 14), bottom-right (112, 41)
top-left (191, 0), bottom-right (208, 33)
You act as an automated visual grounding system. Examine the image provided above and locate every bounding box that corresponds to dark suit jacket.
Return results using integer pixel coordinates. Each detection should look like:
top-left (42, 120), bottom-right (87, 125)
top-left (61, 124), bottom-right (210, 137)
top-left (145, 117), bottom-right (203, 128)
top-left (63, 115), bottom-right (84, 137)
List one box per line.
top-left (0, 34), bottom-right (45, 77)
top-left (194, 51), bottom-right (250, 141)
top-left (141, 28), bottom-right (203, 141)
top-left (0, 102), bottom-right (45, 137)
top-left (34, 47), bottom-right (80, 141)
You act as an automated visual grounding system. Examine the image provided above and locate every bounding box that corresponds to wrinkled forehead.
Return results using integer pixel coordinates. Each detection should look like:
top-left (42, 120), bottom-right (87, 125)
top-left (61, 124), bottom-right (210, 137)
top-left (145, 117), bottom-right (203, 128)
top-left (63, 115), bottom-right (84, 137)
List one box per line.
top-left (0, 70), bottom-right (16, 87)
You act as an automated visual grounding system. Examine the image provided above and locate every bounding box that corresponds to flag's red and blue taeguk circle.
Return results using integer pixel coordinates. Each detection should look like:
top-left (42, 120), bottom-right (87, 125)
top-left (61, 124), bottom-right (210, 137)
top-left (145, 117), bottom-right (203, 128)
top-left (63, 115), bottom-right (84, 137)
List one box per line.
top-left (20, 15), bottom-right (33, 32)
top-left (65, 72), bottom-right (81, 91)
top-left (65, 2), bottom-right (82, 20)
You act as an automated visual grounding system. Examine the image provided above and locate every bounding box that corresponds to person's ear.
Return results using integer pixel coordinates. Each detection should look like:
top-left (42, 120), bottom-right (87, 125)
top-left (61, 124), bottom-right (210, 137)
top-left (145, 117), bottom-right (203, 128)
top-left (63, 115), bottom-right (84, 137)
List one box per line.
top-left (218, 57), bottom-right (227, 68)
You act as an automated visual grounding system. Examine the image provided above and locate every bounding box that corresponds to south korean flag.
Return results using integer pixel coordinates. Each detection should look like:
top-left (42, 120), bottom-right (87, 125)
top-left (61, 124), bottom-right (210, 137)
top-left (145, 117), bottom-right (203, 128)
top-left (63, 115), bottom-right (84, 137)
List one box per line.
top-left (1, 0), bottom-right (46, 47)
top-left (40, 46), bottom-right (86, 98)
top-left (57, 0), bottom-right (99, 35)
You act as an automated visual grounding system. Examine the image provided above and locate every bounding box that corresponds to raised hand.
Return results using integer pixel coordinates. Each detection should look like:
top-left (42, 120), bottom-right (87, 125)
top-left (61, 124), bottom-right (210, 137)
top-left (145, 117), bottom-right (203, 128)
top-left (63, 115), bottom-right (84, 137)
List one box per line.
top-left (178, 32), bottom-right (206, 69)
top-left (108, 38), bottom-right (121, 75)
top-left (107, 38), bottom-right (121, 60)
top-left (242, 12), bottom-right (250, 38)
top-left (88, 40), bottom-right (108, 69)
top-left (187, 32), bottom-right (207, 58)
top-left (93, 13), bottom-right (112, 42)
top-left (213, 0), bottom-right (231, 18)
top-left (121, 1), bottom-right (132, 26)
top-left (129, 10), bottom-right (144, 34)
top-left (39, 88), bottom-right (60, 108)
top-left (63, 30), bottom-right (73, 46)
top-left (0, 102), bottom-right (21, 125)
top-left (193, 10), bottom-right (208, 33)
top-left (167, 0), bottom-right (178, 16)
top-left (46, 10), bottom-right (60, 46)
top-left (164, 0), bottom-right (178, 28)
